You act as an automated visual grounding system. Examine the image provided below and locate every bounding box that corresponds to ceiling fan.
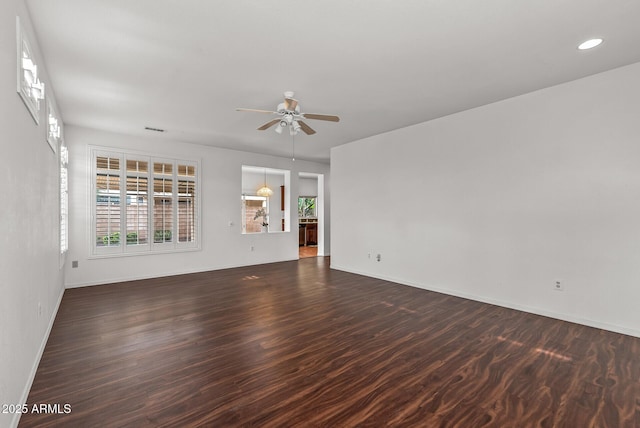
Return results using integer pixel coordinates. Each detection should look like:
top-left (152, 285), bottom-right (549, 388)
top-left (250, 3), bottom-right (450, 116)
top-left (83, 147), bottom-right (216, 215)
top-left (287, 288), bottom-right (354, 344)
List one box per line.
top-left (236, 91), bottom-right (340, 136)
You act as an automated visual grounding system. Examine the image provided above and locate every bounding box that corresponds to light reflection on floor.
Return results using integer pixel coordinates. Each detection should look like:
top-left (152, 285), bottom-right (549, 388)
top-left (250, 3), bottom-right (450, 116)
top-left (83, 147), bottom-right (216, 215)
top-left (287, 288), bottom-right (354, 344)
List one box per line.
top-left (497, 335), bottom-right (572, 362)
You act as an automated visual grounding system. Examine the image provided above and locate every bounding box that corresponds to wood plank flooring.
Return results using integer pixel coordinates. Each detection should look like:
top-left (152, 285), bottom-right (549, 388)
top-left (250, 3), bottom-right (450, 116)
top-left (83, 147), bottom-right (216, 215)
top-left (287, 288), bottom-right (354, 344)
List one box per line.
top-left (299, 245), bottom-right (318, 258)
top-left (20, 257), bottom-right (640, 427)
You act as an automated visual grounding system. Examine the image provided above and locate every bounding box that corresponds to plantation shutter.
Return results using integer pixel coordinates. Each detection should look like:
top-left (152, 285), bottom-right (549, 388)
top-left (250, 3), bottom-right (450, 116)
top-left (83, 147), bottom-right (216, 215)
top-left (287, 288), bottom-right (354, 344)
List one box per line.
top-left (59, 144), bottom-right (69, 254)
top-left (177, 163), bottom-right (197, 243)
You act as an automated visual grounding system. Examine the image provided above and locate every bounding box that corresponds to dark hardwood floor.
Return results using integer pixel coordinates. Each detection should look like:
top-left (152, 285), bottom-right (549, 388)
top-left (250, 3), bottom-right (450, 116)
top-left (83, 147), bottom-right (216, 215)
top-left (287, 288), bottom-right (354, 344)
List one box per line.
top-left (20, 257), bottom-right (640, 427)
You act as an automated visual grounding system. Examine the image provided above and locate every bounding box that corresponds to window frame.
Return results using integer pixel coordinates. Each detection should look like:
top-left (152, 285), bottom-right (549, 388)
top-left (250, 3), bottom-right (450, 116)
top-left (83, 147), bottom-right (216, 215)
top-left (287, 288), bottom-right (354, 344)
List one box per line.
top-left (90, 147), bottom-right (201, 257)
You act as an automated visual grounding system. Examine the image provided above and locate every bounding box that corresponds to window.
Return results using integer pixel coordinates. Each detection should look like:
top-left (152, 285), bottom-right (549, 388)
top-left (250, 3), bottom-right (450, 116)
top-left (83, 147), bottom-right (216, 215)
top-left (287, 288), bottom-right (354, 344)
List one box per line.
top-left (16, 16), bottom-right (45, 124)
top-left (177, 164), bottom-right (197, 243)
top-left (96, 155), bottom-right (121, 249)
top-left (298, 197), bottom-right (317, 218)
top-left (92, 148), bottom-right (199, 256)
top-left (60, 143), bottom-right (69, 255)
top-left (241, 166), bottom-right (290, 234)
top-left (153, 162), bottom-right (172, 244)
top-left (242, 195), bottom-right (269, 233)
top-left (126, 159), bottom-right (149, 246)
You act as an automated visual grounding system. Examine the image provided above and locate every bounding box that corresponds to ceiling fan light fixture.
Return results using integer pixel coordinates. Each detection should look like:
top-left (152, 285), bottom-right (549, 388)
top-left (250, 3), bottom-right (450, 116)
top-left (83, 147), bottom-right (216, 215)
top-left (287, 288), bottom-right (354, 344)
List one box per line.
top-left (275, 124), bottom-right (284, 134)
top-left (578, 38), bottom-right (603, 50)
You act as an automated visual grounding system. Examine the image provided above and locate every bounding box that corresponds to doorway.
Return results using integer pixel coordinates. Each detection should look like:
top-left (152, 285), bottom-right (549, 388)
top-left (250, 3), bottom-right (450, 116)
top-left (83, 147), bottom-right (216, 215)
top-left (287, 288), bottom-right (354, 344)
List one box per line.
top-left (298, 172), bottom-right (323, 258)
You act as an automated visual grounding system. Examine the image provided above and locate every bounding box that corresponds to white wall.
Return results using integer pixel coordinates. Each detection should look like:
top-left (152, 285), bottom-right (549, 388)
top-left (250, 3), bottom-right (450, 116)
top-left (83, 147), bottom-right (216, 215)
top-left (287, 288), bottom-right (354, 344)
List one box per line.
top-left (65, 125), bottom-right (330, 288)
top-left (299, 176), bottom-right (318, 196)
top-left (0, 3), bottom-right (66, 427)
top-left (241, 168), bottom-right (285, 196)
top-left (331, 62), bottom-right (640, 337)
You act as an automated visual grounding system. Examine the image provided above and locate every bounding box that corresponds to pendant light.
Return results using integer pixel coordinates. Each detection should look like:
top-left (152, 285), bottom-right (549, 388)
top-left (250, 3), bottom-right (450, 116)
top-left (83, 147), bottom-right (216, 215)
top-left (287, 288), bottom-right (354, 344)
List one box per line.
top-left (256, 168), bottom-right (273, 197)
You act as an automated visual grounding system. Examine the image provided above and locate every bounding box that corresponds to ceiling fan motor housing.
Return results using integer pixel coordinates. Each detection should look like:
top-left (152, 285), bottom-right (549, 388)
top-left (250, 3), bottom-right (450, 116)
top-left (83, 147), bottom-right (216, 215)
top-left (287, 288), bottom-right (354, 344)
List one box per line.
top-left (277, 103), bottom-right (300, 115)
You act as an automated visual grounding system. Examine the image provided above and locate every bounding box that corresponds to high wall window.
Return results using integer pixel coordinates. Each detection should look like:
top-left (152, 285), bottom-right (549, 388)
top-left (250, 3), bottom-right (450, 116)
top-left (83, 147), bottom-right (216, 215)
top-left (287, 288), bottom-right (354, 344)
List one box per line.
top-left (91, 148), bottom-right (199, 256)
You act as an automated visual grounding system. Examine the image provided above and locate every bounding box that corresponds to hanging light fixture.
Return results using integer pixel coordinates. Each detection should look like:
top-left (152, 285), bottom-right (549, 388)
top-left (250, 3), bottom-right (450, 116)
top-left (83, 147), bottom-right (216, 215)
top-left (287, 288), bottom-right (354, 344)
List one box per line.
top-left (256, 168), bottom-right (273, 197)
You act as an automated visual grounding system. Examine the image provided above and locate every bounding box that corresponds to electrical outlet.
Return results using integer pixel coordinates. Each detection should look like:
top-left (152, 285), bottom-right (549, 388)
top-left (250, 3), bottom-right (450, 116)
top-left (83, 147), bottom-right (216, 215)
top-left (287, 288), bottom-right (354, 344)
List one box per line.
top-left (376, 254), bottom-right (381, 262)
top-left (250, 246), bottom-right (254, 252)
top-left (38, 302), bottom-right (42, 317)
top-left (554, 280), bottom-right (563, 291)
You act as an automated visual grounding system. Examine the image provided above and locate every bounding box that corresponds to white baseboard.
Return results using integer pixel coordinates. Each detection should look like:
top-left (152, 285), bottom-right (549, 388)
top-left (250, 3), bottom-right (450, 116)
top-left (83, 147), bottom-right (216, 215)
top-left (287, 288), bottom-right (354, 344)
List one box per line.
top-left (330, 263), bottom-right (640, 339)
top-left (65, 258), bottom-right (300, 289)
top-left (12, 287), bottom-right (65, 428)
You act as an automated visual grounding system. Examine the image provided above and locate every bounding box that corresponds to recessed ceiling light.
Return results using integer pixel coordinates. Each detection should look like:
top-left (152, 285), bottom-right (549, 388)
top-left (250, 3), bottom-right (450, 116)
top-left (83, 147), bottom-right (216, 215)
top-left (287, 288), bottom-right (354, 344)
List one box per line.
top-left (578, 38), bottom-right (603, 50)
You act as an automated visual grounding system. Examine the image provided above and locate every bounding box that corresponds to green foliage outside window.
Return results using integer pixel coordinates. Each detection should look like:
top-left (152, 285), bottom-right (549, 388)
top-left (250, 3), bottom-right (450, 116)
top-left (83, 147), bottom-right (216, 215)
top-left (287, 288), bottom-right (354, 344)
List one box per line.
top-left (154, 230), bottom-right (172, 243)
top-left (101, 231), bottom-right (120, 246)
top-left (298, 197), bottom-right (316, 217)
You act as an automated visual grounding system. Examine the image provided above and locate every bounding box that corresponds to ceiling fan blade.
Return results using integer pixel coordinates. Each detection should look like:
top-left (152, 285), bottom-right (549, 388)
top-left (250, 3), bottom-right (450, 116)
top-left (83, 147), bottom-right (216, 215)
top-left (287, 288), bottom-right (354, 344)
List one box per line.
top-left (284, 97), bottom-right (298, 111)
top-left (257, 119), bottom-right (280, 130)
top-left (302, 113), bottom-right (340, 122)
top-left (298, 120), bottom-right (316, 135)
top-left (236, 108), bottom-right (278, 114)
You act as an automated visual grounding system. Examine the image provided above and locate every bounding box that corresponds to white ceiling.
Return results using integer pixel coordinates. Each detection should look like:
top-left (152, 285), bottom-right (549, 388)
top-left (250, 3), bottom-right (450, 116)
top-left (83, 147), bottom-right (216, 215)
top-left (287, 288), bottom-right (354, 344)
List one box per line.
top-left (25, 0), bottom-right (640, 163)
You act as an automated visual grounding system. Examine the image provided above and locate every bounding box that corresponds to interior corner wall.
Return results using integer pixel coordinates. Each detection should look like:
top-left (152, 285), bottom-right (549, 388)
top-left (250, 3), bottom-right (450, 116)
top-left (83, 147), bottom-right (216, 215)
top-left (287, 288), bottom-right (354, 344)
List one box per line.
top-left (64, 125), bottom-right (330, 288)
top-left (331, 61), bottom-right (640, 338)
top-left (0, 3), bottom-right (66, 428)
